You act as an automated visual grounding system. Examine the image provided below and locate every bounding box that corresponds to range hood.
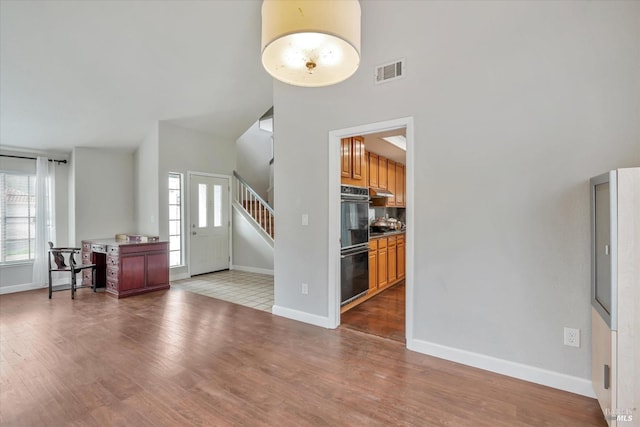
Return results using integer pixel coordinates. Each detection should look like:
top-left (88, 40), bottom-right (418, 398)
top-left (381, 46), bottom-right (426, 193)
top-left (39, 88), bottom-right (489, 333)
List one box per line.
top-left (369, 187), bottom-right (394, 198)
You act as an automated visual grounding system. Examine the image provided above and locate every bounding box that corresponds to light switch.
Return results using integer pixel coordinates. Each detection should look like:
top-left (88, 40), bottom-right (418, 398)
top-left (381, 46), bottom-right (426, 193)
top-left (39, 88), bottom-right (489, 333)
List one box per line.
top-left (301, 214), bottom-right (309, 226)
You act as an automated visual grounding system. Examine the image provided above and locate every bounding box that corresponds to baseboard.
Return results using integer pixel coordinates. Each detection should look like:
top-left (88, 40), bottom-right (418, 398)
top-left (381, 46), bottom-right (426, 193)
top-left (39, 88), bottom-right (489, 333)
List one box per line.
top-left (272, 305), bottom-right (331, 328)
top-left (231, 265), bottom-right (274, 276)
top-left (170, 271), bottom-right (191, 281)
top-left (0, 280), bottom-right (63, 295)
top-left (407, 338), bottom-right (595, 398)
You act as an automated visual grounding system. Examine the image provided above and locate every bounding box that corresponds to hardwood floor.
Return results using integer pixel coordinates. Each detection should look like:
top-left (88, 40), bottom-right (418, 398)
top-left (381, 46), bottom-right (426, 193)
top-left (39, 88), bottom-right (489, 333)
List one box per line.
top-left (0, 287), bottom-right (606, 426)
top-left (341, 282), bottom-right (406, 343)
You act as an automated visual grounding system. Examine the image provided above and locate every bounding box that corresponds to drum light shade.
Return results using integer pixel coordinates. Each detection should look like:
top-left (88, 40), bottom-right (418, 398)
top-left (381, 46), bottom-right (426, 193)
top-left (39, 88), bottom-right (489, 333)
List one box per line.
top-left (261, 0), bottom-right (361, 87)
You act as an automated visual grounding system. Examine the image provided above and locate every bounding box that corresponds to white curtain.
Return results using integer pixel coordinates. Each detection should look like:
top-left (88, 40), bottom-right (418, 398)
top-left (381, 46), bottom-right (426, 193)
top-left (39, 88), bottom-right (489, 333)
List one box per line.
top-left (32, 157), bottom-right (56, 287)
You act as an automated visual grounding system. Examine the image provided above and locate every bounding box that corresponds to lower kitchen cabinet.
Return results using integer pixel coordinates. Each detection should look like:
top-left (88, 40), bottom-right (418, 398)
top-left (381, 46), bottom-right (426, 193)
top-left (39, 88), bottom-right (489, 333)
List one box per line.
top-left (388, 236), bottom-right (397, 283)
top-left (369, 240), bottom-right (378, 293)
top-left (342, 232), bottom-right (406, 313)
top-left (397, 235), bottom-right (406, 279)
top-left (377, 240), bottom-right (388, 289)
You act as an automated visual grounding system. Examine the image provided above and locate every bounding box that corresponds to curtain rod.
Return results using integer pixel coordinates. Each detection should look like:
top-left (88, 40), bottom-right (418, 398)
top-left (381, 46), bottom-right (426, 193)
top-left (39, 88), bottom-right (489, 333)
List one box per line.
top-left (0, 154), bottom-right (67, 165)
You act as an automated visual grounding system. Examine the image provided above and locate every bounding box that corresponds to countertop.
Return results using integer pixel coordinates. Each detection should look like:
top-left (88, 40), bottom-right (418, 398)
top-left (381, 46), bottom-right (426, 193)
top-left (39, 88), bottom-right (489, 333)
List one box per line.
top-left (369, 230), bottom-right (406, 238)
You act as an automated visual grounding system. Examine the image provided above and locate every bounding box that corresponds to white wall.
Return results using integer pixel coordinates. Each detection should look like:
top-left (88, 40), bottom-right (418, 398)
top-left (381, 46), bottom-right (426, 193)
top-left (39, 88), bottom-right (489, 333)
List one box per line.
top-left (0, 149), bottom-right (70, 292)
top-left (71, 147), bottom-right (135, 246)
top-left (134, 123), bottom-right (159, 236)
top-left (158, 122), bottom-right (236, 278)
top-left (232, 207), bottom-right (274, 274)
top-left (236, 120), bottom-right (272, 201)
top-left (273, 0), bottom-right (640, 387)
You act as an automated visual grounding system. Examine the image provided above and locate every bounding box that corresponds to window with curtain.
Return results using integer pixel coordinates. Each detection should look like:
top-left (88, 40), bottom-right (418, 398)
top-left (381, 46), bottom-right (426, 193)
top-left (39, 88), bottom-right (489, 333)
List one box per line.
top-left (168, 173), bottom-right (183, 267)
top-left (0, 172), bottom-right (36, 263)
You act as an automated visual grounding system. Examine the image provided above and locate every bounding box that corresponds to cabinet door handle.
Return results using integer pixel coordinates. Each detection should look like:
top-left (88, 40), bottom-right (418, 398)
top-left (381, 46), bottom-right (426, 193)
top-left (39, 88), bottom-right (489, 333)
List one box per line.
top-left (604, 364), bottom-right (610, 390)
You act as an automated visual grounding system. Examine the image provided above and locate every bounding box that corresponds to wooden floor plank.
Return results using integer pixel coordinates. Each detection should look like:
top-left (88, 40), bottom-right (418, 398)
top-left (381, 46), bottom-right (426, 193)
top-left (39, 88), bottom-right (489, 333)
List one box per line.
top-left (0, 287), bottom-right (606, 426)
top-left (341, 282), bottom-right (406, 342)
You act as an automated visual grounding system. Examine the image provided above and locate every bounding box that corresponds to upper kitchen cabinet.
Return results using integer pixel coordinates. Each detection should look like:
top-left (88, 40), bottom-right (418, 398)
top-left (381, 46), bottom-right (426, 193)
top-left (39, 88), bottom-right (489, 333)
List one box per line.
top-left (387, 160), bottom-right (396, 207)
top-left (395, 163), bottom-right (405, 207)
top-left (379, 156), bottom-right (388, 190)
top-left (367, 152), bottom-right (379, 188)
top-left (371, 155), bottom-right (406, 208)
top-left (341, 136), bottom-right (366, 186)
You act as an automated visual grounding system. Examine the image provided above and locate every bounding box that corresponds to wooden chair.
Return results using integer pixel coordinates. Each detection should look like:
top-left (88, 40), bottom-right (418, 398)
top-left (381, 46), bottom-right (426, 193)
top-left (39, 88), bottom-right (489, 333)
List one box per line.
top-left (48, 242), bottom-right (96, 299)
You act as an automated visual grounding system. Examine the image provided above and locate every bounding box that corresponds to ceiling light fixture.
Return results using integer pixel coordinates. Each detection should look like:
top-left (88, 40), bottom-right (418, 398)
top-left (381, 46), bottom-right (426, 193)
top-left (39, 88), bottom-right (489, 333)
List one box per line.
top-left (261, 0), bottom-right (361, 87)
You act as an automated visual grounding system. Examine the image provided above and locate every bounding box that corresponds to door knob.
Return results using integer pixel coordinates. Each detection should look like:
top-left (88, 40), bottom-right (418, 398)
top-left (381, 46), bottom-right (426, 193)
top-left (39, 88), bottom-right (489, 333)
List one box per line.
top-left (192, 231), bottom-right (196, 236)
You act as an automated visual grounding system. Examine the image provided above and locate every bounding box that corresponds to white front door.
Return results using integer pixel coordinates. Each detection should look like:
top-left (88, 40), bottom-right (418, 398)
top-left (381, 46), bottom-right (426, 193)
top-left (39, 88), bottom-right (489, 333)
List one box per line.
top-left (189, 174), bottom-right (230, 276)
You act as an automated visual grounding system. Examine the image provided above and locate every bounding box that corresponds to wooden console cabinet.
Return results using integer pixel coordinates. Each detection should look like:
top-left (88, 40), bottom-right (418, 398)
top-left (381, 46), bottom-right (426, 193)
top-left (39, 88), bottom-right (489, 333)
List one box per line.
top-left (82, 239), bottom-right (170, 298)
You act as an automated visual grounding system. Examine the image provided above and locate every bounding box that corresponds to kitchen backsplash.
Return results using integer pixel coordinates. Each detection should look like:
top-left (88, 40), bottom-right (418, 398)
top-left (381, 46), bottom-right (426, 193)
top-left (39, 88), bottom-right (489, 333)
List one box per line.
top-left (370, 207), bottom-right (406, 223)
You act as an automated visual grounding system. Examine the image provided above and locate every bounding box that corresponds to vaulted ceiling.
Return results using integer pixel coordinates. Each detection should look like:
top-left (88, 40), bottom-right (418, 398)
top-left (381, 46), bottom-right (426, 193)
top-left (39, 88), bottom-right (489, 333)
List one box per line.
top-left (0, 0), bottom-right (273, 152)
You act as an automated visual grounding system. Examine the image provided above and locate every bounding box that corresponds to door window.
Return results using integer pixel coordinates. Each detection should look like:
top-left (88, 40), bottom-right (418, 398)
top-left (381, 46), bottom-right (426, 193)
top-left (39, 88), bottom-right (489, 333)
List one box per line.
top-left (198, 183), bottom-right (207, 228)
top-left (214, 184), bottom-right (222, 227)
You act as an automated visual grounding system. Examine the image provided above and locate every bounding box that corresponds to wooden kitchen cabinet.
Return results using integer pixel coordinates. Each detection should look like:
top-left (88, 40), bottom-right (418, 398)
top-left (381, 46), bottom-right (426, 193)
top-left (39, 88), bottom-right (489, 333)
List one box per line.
top-left (377, 238), bottom-right (388, 289)
top-left (397, 235), bottom-right (405, 279)
top-left (396, 163), bottom-right (405, 207)
top-left (341, 136), bottom-right (366, 186)
top-left (370, 153), bottom-right (406, 208)
top-left (387, 236), bottom-right (397, 283)
top-left (342, 232), bottom-right (406, 313)
top-left (368, 152), bottom-right (379, 188)
top-left (387, 160), bottom-right (396, 206)
top-left (372, 234), bottom-right (404, 292)
top-left (341, 138), bottom-right (351, 178)
top-left (369, 239), bottom-right (378, 293)
top-left (378, 156), bottom-right (388, 189)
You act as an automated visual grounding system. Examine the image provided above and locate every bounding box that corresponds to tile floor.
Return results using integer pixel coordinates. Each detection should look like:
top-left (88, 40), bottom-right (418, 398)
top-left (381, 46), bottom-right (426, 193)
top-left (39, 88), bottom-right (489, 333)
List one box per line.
top-left (171, 270), bottom-right (274, 312)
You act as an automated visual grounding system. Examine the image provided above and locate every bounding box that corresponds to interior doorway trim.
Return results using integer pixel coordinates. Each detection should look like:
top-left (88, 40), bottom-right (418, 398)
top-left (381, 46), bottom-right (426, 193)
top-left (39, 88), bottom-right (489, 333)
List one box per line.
top-left (186, 171), bottom-right (233, 277)
top-left (327, 116), bottom-right (415, 344)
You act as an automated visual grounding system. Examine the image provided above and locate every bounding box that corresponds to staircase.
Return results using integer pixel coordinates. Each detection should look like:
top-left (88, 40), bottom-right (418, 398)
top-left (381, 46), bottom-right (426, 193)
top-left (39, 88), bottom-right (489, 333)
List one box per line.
top-left (233, 171), bottom-right (274, 242)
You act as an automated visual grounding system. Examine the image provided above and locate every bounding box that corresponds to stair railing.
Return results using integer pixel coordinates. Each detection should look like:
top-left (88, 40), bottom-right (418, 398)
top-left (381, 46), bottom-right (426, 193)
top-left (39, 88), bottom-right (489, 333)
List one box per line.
top-left (232, 171), bottom-right (274, 240)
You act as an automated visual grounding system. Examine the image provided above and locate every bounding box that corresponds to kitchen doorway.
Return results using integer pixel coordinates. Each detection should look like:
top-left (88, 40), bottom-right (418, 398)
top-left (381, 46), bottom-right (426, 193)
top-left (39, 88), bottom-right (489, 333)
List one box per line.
top-left (327, 117), bottom-right (414, 345)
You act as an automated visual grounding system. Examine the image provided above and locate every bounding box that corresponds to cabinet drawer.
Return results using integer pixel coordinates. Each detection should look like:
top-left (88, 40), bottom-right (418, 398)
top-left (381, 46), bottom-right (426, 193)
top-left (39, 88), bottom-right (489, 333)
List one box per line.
top-left (106, 279), bottom-right (118, 292)
top-left (107, 246), bottom-right (119, 256)
top-left (82, 269), bottom-right (93, 280)
top-left (388, 236), bottom-right (397, 246)
top-left (82, 252), bottom-right (91, 264)
top-left (377, 238), bottom-right (387, 249)
top-left (82, 242), bottom-right (91, 251)
top-left (397, 235), bottom-right (405, 244)
top-left (369, 239), bottom-right (378, 251)
top-left (106, 267), bottom-right (119, 281)
top-left (91, 244), bottom-right (106, 253)
top-left (107, 255), bottom-right (119, 267)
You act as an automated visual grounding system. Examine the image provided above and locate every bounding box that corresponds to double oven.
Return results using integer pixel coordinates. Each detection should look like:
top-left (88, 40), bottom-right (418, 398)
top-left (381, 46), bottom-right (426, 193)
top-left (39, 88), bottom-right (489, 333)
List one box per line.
top-left (340, 185), bottom-right (369, 306)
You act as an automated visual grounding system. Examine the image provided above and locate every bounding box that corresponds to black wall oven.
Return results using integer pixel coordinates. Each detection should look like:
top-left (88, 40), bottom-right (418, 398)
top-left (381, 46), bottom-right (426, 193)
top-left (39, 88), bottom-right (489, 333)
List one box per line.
top-left (340, 185), bottom-right (369, 249)
top-left (340, 185), bottom-right (369, 305)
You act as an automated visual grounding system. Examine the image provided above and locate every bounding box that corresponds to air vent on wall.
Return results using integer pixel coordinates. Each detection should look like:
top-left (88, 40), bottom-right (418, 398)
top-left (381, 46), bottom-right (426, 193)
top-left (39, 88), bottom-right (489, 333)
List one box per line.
top-left (375, 59), bottom-right (405, 84)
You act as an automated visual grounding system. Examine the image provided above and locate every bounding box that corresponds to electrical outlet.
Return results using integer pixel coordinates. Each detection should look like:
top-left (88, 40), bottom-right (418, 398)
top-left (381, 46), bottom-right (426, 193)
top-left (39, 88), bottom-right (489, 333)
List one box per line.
top-left (564, 327), bottom-right (580, 348)
top-left (301, 283), bottom-right (309, 295)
